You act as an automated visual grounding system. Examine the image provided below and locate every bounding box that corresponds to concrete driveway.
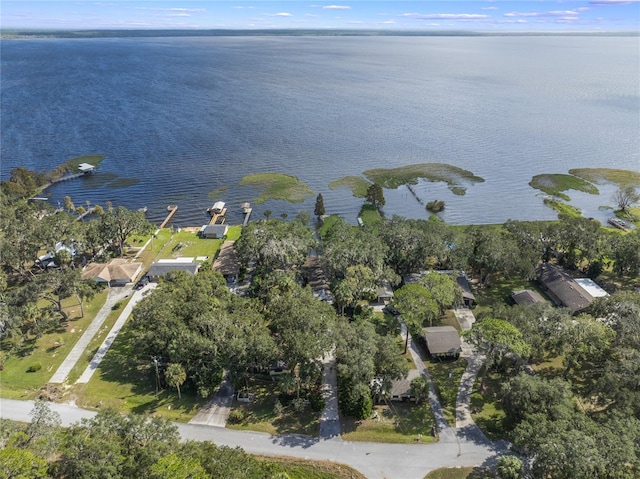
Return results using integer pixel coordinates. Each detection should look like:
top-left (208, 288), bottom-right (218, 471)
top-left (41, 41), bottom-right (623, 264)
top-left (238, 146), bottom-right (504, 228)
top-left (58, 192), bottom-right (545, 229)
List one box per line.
top-left (189, 379), bottom-right (234, 427)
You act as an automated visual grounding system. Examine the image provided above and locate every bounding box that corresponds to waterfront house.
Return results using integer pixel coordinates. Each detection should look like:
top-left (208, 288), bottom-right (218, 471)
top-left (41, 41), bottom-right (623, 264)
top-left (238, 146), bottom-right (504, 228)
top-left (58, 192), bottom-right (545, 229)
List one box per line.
top-left (81, 259), bottom-right (143, 286)
top-left (147, 258), bottom-right (200, 282)
top-left (536, 263), bottom-right (597, 313)
top-left (201, 224), bottom-right (229, 239)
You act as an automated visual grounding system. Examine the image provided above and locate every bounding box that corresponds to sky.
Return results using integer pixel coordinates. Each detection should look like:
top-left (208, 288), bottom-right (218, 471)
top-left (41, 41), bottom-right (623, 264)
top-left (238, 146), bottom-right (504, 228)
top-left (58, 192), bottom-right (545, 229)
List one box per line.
top-left (1, 0), bottom-right (639, 31)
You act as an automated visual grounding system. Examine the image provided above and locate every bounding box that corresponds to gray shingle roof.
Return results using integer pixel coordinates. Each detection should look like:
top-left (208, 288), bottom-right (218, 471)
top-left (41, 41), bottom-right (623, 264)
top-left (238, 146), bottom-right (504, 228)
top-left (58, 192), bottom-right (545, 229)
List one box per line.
top-left (423, 326), bottom-right (462, 356)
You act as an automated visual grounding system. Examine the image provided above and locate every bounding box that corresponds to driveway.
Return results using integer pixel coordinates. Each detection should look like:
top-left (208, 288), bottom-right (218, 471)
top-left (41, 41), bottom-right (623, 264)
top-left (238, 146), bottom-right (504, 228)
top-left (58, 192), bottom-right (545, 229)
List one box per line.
top-left (189, 379), bottom-right (234, 427)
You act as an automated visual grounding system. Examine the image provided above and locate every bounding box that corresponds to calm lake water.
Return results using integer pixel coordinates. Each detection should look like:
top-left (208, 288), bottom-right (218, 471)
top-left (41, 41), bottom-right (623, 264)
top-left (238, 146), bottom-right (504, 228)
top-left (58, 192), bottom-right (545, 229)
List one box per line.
top-left (1, 36), bottom-right (639, 226)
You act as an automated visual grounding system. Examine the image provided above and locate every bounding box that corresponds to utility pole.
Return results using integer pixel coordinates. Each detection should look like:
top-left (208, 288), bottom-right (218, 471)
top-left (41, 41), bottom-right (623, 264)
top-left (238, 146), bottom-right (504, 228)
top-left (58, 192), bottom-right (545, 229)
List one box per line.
top-left (151, 356), bottom-right (160, 395)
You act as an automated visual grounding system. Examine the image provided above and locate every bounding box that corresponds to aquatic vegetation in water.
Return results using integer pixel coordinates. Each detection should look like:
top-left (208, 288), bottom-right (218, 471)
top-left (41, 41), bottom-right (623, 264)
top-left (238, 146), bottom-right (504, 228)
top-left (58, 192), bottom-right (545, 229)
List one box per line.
top-left (569, 168), bottom-right (640, 189)
top-left (208, 185), bottom-right (229, 199)
top-left (529, 173), bottom-right (599, 201)
top-left (329, 176), bottom-right (371, 198)
top-left (363, 163), bottom-right (484, 195)
top-left (239, 172), bottom-right (314, 204)
top-left (106, 177), bottom-right (140, 189)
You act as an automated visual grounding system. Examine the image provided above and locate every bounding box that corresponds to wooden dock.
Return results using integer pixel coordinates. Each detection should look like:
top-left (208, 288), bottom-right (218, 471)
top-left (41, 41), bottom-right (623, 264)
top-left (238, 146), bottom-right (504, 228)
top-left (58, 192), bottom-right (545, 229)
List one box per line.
top-left (209, 207), bottom-right (227, 225)
top-left (159, 205), bottom-right (178, 229)
top-left (242, 208), bottom-right (252, 226)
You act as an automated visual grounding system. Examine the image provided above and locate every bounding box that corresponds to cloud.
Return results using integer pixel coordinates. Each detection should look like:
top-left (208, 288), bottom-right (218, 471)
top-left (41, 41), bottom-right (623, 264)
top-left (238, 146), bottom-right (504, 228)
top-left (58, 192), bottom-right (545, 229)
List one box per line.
top-left (347, 20), bottom-right (363, 24)
top-left (323, 5), bottom-right (351, 10)
top-left (504, 10), bottom-right (582, 17)
top-left (589, 0), bottom-right (637, 4)
top-left (378, 20), bottom-right (396, 24)
top-left (272, 12), bottom-right (292, 17)
top-left (131, 7), bottom-right (205, 13)
top-left (156, 13), bottom-right (191, 17)
top-left (401, 13), bottom-right (490, 19)
top-left (481, 6), bottom-right (499, 10)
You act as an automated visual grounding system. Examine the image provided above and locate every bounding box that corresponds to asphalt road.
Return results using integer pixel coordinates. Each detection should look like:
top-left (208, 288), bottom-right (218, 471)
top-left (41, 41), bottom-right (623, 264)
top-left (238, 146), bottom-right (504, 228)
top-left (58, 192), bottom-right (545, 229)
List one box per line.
top-left (0, 398), bottom-right (507, 479)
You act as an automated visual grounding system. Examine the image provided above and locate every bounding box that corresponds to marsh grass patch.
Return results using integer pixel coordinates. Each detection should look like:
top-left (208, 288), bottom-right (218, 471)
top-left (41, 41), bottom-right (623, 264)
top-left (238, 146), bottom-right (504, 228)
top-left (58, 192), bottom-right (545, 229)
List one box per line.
top-left (106, 177), bottom-right (140, 189)
top-left (328, 176), bottom-right (371, 198)
top-left (239, 172), bottom-right (314, 204)
top-left (363, 163), bottom-right (484, 195)
top-left (207, 185), bottom-right (229, 199)
top-left (529, 173), bottom-right (599, 200)
top-left (569, 168), bottom-right (640, 189)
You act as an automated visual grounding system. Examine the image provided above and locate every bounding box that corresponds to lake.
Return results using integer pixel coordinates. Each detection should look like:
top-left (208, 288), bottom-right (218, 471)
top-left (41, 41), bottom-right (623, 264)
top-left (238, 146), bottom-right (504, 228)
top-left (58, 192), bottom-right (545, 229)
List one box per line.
top-left (1, 35), bottom-right (638, 226)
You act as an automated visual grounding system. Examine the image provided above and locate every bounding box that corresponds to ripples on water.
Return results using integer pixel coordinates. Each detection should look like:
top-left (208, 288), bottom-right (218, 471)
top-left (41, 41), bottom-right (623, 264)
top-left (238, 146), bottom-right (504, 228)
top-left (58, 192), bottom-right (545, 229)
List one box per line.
top-left (1, 36), bottom-right (639, 226)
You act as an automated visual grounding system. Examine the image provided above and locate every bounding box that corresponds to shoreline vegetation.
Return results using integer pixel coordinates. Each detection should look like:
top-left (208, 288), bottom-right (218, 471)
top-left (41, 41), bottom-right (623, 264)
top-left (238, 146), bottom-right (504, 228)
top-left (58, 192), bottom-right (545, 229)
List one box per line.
top-left (238, 172), bottom-right (314, 204)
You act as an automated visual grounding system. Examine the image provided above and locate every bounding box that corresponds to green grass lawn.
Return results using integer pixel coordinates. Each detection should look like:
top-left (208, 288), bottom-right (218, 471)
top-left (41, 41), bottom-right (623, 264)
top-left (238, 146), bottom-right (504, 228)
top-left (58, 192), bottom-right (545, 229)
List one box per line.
top-left (543, 197), bottom-right (583, 219)
top-left (341, 402), bottom-right (436, 444)
top-left (473, 277), bottom-right (546, 318)
top-left (239, 172), bottom-right (315, 204)
top-left (329, 176), bottom-right (370, 198)
top-left (427, 358), bottom-right (468, 427)
top-left (259, 456), bottom-right (366, 479)
top-left (156, 229), bottom-right (221, 260)
top-left (71, 323), bottom-right (208, 422)
top-left (318, 215), bottom-right (341, 239)
top-left (470, 371), bottom-right (508, 441)
top-left (359, 204), bottom-right (383, 226)
top-left (529, 173), bottom-right (599, 201)
top-left (423, 467), bottom-right (481, 479)
top-left (0, 289), bottom-right (109, 400)
top-left (226, 379), bottom-right (320, 436)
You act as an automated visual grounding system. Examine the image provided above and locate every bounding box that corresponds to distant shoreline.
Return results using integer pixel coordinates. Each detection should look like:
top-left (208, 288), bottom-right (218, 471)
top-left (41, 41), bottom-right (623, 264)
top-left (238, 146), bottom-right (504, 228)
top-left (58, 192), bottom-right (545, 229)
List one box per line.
top-left (2, 29), bottom-right (639, 40)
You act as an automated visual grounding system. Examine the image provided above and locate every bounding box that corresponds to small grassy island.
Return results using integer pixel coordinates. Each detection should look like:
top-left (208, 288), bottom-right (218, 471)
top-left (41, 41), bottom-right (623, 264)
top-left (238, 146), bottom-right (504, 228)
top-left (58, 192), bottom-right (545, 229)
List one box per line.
top-left (239, 172), bottom-right (314, 203)
top-left (363, 163), bottom-right (485, 195)
top-left (569, 168), bottom-right (640, 189)
top-left (529, 173), bottom-right (599, 201)
top-left (328, 176), bottom-right (371, 198)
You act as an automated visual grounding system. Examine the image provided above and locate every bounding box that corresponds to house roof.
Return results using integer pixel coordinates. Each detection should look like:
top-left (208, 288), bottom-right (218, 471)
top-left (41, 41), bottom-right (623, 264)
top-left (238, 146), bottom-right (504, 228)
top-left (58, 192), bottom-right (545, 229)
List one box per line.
top-left (512, 289), bottom-right (546, 306)
top-left (201, 224), bottom-right (229, 236)
top-left (536, 263), bottom-right (593, 313)
top-left (423, 326), bottom-right (462, 356)
top-left (390, 369), bottom-right (421, 398)
top-left (82, 258), bottom-right (142, 283)
top-left (377, 282), bottom-right (394, 299)
top-left (148, 260), bottom-right (200, 277)
top-left (573, 278), bottom-right (609, 299)
top-left (303, 256), bottom-right (330, 293)
top-left (213, 241), bottom-right (240, 276)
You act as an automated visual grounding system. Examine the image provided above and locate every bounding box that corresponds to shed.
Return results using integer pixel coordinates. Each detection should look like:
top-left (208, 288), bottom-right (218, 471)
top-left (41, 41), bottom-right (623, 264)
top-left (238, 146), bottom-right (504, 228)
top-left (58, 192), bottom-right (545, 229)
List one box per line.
top-left (82, 259), bottom-right (143, 286)
top-left (536, 263), bottom-right (594, 313)
top-left (511, 289), bottom-right (546, 306)
top-left (201, 224), bottom-right (229, 239)
top-left (423, 326), bottom-right (462, 359)
top-left (147, 259), bottom-right (200, 281)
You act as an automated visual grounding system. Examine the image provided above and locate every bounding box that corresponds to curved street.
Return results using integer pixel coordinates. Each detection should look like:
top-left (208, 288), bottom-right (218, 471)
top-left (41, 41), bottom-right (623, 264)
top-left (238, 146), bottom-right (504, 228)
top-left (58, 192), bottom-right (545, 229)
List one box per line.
top-left (0, 397), bottom-right (506, 479)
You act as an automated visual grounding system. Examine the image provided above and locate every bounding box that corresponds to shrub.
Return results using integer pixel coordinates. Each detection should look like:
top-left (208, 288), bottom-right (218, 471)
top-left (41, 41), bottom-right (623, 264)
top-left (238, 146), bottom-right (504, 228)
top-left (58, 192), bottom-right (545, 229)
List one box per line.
top-left (111, 302), bottom-right (122, 311)
top-left (227, 409), bottom-right (246, 424)
top-left (309, 390), bottom-right (326, 412)
top-left (426, 200), bottom-right (445, 213)
top-left (497, 455), bottom-right (523, 479)
top-left (27, 363), bottom-right (42, 373)
top-left (273, 399), bottom-right (284, 416)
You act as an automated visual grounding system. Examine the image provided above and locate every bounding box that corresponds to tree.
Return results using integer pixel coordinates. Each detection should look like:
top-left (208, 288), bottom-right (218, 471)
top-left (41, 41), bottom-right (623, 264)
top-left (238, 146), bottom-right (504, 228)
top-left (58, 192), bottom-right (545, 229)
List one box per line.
top-left (501, 374), bottom-right (574, 425)
top-left (0, 448), bottom-right (48, 479)
top-left (392, 283), bottom-right (438, 353)
top-left (463, 318), bottom-right (530, 391)
top-left (410, 376), bottom-right (430, 403)
top-left (418, 270), bottom-right (459, 315)
top-left (612, 186), bottom-right (640, 212)
top-left (149, 454), bottom-right (207, 479)
top-left (497, 456), bottom-right (523, 479)
top-left (365, 183), bottom-right (385, 209)
top-left (98, 206), bottom-right (154, 257)
top-left (314, 193), bottom-right (326, 218)
top-left (165, 363), bottom-right (186, 400)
